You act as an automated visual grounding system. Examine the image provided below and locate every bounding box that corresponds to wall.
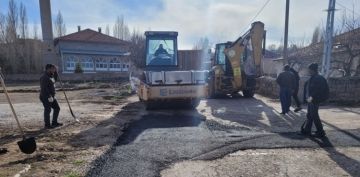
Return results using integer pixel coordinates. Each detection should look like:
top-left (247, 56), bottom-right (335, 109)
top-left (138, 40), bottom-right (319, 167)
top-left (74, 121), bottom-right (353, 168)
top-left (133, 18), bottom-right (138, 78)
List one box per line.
top-left (3, 72), bottom-right (129, 82)
top-left (178, 50), bottom-right (209, 70)
top-left (256, 76), bottom-right (360, 104)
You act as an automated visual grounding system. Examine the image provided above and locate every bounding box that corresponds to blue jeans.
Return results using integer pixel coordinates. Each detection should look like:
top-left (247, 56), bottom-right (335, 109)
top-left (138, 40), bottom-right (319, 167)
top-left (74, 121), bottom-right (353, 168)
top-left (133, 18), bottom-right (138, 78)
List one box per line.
top-left (279, 87), bottom-right (291, 113)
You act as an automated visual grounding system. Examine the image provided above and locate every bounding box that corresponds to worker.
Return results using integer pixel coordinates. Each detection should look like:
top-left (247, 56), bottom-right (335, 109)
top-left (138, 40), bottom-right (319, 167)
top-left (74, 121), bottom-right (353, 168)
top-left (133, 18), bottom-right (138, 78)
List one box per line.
top-left (276, 64), bottom-right (295, 114)
top-left (290, 67), bottom-right (302, 112)
top-left (300, 63), bottom-right (329, 138)
top-left (40, 64), bottom-right (62, 129)
top-left (154, 44), bottom-right (169, 56)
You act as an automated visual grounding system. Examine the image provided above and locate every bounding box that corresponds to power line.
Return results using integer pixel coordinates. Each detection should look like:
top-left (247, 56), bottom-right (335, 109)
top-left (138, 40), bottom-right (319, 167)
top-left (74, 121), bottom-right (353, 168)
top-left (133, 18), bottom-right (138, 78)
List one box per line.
top-left (249, 0), bottom-right (272, 23)
top-left (240, 0), bottom-right (272, 34)
top-left (336, 1), bottom-right (360, 17)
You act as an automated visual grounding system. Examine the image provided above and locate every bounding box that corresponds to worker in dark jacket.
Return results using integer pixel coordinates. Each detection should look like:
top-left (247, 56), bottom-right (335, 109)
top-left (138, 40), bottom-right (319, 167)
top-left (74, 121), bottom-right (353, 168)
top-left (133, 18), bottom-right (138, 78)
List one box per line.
top-left (289, 68), bottom-right (302, 112)
top-left (40, 64), bottom-right (62, 129)
top-left (276, 65), bottom-right (296, 114)
top-left (300, 63), bottom-right (329, 137)
top-left (154, 44), bottom-right (169, 56)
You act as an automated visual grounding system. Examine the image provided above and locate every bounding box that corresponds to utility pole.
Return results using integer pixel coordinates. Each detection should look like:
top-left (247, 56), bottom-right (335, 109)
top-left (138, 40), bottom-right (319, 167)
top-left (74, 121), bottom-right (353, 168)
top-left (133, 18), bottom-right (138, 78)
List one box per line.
top-left (283, 0), bottom-right (290, 64)
top-left (321, 0), bottom-right (336, 78)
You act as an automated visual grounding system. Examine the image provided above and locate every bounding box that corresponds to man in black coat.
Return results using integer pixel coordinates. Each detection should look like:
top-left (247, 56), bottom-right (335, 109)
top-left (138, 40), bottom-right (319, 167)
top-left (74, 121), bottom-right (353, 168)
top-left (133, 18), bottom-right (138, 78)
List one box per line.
top-left (300, 63), bottom-right (329, 137)
top-left (289, 68), bottom-right (302, 112)
top-left (276, 65), bottom-right (296, 114)
top-left (40, 64), bottom-right (62, 129)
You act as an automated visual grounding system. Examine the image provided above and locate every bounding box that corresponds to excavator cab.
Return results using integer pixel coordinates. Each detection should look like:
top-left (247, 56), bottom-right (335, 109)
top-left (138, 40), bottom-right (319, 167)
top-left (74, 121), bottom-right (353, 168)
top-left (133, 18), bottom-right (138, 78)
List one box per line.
top-left (214, 42), bottom-right (233, 76)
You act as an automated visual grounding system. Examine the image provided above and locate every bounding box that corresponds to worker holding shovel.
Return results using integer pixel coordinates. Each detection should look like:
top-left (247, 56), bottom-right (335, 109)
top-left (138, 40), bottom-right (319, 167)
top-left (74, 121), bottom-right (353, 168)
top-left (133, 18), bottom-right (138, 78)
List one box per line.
top-left (40, 64), bottom-right (62, 129)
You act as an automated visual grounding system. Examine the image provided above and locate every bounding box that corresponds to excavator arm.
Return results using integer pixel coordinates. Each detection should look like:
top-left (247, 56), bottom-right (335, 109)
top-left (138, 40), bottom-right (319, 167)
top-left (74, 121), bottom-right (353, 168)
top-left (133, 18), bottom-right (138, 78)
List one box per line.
top-left (224, 21), bottom-right (265, 89)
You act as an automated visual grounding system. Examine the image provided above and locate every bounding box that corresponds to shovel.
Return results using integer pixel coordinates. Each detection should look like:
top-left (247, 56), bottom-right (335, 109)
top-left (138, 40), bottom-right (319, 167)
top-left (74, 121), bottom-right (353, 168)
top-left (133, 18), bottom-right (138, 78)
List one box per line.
top-left (0, 69), bottom-right (36, 154)
top-left (56, 73), bottom-right (79, 122)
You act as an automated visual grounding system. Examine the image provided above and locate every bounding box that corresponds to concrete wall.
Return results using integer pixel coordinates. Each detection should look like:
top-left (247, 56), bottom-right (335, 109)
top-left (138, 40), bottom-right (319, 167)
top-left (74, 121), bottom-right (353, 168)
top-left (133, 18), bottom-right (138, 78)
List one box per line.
top-left (178, 50), bottom-right (203, 70)
top-left (3, 73), bottom-right (129, 82)
top-left (256, 76), bottom-right (360, 104)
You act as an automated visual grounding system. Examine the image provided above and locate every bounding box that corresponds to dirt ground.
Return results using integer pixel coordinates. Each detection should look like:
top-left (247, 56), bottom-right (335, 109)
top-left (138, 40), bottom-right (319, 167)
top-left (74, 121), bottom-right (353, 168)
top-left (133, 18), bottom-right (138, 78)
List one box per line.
top-left (0, 82), bottom-right (139, 177)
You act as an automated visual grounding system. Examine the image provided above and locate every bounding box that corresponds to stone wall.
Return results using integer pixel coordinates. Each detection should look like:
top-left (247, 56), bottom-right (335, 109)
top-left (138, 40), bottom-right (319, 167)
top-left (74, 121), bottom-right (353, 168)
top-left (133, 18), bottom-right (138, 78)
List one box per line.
top-left (327, 77), bottom-right (360, 103)
top-left (256, 76), bottom-right (360, 104)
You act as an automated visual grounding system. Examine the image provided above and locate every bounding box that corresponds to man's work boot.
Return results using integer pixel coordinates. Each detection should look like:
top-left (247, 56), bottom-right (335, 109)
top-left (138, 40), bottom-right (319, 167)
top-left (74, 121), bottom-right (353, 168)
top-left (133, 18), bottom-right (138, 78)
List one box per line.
top-left (298, 130), bottom-right (311, 136)
top-left (294, 107), bottom-right (302, 112)
top-left (312, 131), bottom-right (326, 138)
top-left (44, 124), bottom-right (54, 129)
top-left (52, 122), bottom-right (63, 127)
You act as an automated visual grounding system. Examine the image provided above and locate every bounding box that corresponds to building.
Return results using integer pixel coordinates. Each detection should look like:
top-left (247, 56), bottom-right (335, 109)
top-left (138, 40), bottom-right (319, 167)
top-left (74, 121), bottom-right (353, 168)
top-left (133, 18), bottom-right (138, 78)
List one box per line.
top-left (54, 27), bottom-right (131, 73)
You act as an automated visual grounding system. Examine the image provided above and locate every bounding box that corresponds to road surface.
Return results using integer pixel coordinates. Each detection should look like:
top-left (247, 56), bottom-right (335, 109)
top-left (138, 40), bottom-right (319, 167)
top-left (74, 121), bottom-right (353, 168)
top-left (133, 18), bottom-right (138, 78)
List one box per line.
top-left (86, 95), bottom-right (360, 177)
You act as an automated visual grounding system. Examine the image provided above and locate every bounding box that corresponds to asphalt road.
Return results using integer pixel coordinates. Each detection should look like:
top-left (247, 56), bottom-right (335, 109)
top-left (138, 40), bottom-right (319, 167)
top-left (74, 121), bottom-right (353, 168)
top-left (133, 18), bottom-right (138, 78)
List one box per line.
top-left (86, 96), bottom-right (360, 177)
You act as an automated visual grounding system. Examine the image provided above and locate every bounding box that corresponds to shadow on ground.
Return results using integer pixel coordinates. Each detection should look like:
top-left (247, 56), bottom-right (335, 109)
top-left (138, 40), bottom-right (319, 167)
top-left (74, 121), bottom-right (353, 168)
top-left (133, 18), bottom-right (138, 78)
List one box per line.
top-left (206, 95), bottom-right (305, 133)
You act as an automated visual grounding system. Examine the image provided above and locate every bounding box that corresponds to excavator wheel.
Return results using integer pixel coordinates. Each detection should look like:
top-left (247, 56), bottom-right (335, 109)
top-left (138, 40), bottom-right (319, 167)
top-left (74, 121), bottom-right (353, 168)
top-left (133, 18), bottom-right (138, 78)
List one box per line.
top-left (208, 77), bottom-right (216, 99)
top-left (243, 89), bottom-right (255, 98)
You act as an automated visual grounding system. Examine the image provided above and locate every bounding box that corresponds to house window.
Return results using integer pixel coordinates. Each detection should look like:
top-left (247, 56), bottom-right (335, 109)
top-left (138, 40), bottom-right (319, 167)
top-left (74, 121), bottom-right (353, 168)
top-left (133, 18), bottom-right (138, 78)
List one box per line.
top-left (95, 58), bottom-right (108, 71)
top-left (122, 63), bottom-right (129, 71)
top-left (65, 56), bottom-right (76, 71)
top-left (109, 58), bottom-right (121, 71)
top-left (81, 58), bottom-right (94, 71)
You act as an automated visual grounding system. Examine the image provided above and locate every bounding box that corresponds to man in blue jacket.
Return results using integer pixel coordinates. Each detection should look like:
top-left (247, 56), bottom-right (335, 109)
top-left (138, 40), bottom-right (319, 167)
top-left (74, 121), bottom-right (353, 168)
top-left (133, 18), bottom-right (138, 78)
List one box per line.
top-left (300, 63), bottom-right (329, 137)
top-left (40, 64), bottom-right (62, 129)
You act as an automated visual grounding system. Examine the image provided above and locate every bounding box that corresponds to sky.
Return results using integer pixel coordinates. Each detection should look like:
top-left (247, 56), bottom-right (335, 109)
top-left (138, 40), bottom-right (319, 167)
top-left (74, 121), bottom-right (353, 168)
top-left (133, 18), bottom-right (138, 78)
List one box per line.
top-left (1, 0), bottom-right (359, 49)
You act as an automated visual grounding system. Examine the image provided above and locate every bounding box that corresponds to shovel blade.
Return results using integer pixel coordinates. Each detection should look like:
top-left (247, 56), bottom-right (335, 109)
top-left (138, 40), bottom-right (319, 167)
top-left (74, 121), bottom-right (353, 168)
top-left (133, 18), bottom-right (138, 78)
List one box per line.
top-left (17, 137), bottom-right (36, 154)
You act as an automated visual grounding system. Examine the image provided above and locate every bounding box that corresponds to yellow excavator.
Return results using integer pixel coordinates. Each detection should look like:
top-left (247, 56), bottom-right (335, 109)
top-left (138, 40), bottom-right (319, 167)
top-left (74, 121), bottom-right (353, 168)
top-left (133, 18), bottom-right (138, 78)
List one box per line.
top-left (208, 21), bottom-right (266, 98)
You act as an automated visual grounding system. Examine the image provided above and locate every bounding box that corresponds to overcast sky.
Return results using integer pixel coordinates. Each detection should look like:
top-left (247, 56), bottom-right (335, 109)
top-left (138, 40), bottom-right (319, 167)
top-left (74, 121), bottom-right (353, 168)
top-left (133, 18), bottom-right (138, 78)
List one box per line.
top-left (1, 0), bottom-right (359, 49)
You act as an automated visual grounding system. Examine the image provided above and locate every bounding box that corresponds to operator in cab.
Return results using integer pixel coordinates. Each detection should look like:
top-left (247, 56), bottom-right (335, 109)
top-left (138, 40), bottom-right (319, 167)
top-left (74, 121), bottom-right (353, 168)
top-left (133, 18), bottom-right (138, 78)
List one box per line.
top-left (154, 44), bottom-right (169, 56)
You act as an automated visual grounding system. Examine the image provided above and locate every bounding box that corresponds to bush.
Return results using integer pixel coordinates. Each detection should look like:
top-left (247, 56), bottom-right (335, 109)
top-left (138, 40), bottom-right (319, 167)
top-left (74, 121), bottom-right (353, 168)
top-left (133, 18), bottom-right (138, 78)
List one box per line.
top-left (74, 62), bottom-right (83, 73)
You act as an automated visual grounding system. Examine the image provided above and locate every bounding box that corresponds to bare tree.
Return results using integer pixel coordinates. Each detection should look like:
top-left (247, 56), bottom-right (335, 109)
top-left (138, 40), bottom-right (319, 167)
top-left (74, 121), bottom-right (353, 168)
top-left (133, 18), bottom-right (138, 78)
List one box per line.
top-left (19, 2), bottom-right (28, 39)
top-left (5, 0), bottom-right (19, 73)
top-left (105, 24), bottom-right (110, 35)
top-left (193, 37), bottom-right (210, 50)
top-left (54, 11), bottom-right (66, 38)
top-left (333, 10), bottom-right (360, 76)
top-left (33, 22), bottom-right (38, 40)
top-left (0, 13), bottom-right (6, 43)
top-left (6, 0), bottom-right (18, 43)
top-left (113, 15), bottom-right (130, 40)
top-left (311, 26), bottom-right (321, 44)
top-left (130, 29), bottom-right (145, 68)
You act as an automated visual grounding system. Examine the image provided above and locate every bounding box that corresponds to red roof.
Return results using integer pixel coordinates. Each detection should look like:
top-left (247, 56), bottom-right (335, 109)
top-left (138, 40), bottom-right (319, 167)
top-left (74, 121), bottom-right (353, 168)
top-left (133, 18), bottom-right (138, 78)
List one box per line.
top-left (54, 29), bottom-right (130, 45)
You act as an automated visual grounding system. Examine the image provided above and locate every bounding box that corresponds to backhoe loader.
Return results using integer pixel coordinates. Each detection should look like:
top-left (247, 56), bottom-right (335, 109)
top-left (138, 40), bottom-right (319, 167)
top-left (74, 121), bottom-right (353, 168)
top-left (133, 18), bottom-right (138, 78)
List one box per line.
top-left (208, 21), bottom-right (266, 98)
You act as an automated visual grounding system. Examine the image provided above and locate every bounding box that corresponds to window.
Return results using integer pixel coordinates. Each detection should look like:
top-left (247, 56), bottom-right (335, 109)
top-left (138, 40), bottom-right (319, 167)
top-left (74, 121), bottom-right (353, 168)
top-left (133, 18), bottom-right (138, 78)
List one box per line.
top-left (146, 39), bottom-right (176, 66)
top-left (122, 63), bottom-right (129, 71)
top-left (216, 44), bottom-right (226, 65)
top-left (109, 58), bottom-right (121, 71)
top-left (65, 56), bottom-right (76, 71)
top-left (81, 58), bottom-right (94, 71)
top-left (95, 58), bottom-right (108, 71)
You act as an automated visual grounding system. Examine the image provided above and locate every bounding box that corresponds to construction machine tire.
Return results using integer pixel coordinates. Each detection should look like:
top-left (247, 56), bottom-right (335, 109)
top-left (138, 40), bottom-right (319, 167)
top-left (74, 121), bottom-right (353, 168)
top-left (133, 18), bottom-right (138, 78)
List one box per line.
top-left (243, 89), bottom-right (255, 98)
top-left (190, 99), bottom-right (200, 109)
top-left (208, 78), bottom-right (216, 99)
top-left (145, 101), bottom-right (157, 110)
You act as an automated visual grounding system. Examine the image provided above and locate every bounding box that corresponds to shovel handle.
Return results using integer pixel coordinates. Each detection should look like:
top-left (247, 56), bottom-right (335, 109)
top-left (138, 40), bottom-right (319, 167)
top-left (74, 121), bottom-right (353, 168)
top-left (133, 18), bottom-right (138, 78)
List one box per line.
top-left (57, 73), bottom-right (78, 121)
top-left (0, 70), bottom-right (25, 137)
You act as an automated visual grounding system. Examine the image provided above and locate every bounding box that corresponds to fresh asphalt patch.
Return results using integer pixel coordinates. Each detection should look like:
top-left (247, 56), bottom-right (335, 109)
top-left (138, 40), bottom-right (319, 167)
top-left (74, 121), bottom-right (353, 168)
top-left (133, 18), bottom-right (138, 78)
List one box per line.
top-left (86, 110), bottom-right (360, 177)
